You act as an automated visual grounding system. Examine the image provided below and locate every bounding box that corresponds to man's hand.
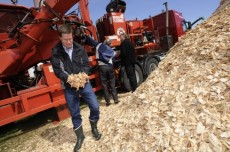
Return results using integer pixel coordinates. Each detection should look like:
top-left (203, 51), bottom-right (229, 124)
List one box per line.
top-left (67, 73), bottom-right (88, 90)
top-left (115, 51), bottom-right (120, 58)
top-left (67, 74), bottom-right (75, 83)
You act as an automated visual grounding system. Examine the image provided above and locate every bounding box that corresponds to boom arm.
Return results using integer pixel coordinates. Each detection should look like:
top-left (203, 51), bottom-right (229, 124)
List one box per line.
top-left (0, 0), bottom-right (81, 76)
top-left (189, 17), bottom-right (205, 29)
top-left (79, 0), bottom-right (98, 40)
top-left (183, 17), bottom-right (205, 30)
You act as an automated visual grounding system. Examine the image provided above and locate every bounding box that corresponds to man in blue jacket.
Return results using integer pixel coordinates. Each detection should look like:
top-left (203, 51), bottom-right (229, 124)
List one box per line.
top-left (51, 24), bottom-right (101, 152)
top-left (87, 36), bottom-right (120, 106)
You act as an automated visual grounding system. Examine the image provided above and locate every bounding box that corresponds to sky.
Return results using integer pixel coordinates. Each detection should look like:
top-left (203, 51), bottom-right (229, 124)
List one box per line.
top-left (1, 0), bottom-right (220, 26)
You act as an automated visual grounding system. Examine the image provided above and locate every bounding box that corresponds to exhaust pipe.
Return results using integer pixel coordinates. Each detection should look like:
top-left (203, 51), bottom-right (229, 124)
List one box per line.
top-left (163, 2), bottom-right (169, 36)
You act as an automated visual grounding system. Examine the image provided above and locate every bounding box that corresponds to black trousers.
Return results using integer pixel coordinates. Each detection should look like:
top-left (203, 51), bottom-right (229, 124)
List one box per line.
top-left (99, 65), bottom-right (118, 103)
top-left (124, 64), bottom-right (137, 92)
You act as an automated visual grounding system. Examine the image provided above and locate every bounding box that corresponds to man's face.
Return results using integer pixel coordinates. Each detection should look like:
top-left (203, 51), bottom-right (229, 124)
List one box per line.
top-left (60, 33), bottom-right (73, 48)
top-left (120, 34), bottom-right (125, 41)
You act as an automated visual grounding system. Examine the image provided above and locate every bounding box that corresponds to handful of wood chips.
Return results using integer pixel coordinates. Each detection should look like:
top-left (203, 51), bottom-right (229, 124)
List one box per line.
top-left (67, 73), bottom-right (88, 90)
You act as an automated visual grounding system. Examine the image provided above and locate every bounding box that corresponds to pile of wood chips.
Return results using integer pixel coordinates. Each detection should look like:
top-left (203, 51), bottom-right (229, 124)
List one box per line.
top-left (2, 1), bottom-right (229, 152)
top-left (81, 2), bottom-right (230, 152)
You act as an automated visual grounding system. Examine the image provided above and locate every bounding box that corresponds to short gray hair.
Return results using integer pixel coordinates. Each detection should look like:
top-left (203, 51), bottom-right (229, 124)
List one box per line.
top-left (104, 39), bottom-right (112, 45)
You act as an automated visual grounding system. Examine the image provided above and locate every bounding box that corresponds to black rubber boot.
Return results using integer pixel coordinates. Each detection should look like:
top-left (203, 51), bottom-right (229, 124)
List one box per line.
top-left (112, 94), bottom-right (120, 104)
top-left (90, 120), bottom-right (102, 140)
top-left (105, 98), bottom-right (111, 106)
top-left (74, 125), bottom-right (85, 152)
top-left (106, 101), bottom-right (111, 106)
top-left (114, 100), bottom-right (120, 104)
top-left (111, 91), bottom-right (119, 103)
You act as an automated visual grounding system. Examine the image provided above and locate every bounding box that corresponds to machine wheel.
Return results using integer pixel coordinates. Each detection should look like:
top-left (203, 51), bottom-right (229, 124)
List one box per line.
top-left (146, 58), bottom-right (158, 76)
top-left (121, 64), bottom-right (143, 91)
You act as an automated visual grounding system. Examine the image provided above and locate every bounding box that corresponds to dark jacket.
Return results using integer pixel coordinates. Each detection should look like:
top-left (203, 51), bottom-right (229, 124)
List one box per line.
top-left (120, 38), bottom-right (136, 66)
top-left (51, 41), bottom-right (90, 89)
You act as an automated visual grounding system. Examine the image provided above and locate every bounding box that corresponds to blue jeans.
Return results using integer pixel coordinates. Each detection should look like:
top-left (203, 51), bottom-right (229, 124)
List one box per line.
top-left (64, 82), bottom-right (100, 129)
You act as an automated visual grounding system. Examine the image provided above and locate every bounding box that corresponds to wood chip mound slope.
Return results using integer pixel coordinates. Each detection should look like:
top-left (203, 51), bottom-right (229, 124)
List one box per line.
top-left (3, 1), bottom-right (229, 152)
top-left (82, 2), bottom-right (230, 152)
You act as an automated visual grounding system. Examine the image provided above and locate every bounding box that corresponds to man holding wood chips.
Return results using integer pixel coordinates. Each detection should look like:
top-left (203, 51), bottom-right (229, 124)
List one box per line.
top-left (51, 24), bottom-right (101, 152)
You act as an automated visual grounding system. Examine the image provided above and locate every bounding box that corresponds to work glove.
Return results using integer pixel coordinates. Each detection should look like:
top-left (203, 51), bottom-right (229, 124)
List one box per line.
top-left (67, 73), bottom-right (88, 90)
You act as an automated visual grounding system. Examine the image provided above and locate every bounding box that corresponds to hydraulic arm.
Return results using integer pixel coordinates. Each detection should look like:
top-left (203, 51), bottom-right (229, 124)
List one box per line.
top-left (0, 0), bottom-right (80, 76)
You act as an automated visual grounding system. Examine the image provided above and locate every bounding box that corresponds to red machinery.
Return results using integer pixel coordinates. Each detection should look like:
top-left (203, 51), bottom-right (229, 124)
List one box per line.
top-left (0, 0), bottom-right (203, 127)
top-left (96, 0), bottom-right (203, 90)
top-left (0, 0), bottom-right (102, 127)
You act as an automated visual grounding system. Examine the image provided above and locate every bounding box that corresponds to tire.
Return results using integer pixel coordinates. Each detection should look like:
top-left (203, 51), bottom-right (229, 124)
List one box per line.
top-left (146, 58), bottom-right (158, 76)
top-left (121, 65), bottom-right (143, 91)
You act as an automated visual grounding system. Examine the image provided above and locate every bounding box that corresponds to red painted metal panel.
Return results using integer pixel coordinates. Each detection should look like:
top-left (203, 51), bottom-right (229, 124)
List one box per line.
top-left (41, 64), bottom-right (61, 86)
top-left (0, 102), bottom-right (23, 120)
top-left (50, 90), bottom-right (65, 103)
top-left (152, 10), bottom-right (185, 44)
top-left (0, 96), bottom-right (20, 106)
top-left (27, 93), bottom-right (52, 110)
top-left (0, 98), bottom-right (67, 126)
top-left (55, 104), bottom-right (70, 122)
top-left (0, 105), bottom-right (15, 120)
